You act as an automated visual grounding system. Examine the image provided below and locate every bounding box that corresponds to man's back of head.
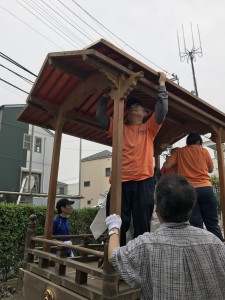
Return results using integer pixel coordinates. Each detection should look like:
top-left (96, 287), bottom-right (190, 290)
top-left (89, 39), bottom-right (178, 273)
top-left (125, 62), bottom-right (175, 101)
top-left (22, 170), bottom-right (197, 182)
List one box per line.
top-left (155, 175), bottom-right (196, 223)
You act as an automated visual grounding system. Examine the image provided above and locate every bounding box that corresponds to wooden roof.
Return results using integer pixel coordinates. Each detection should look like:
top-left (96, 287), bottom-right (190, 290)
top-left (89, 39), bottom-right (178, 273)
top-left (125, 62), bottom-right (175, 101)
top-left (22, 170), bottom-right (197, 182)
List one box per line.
top-left (18, 39), bottom-right (225, 155)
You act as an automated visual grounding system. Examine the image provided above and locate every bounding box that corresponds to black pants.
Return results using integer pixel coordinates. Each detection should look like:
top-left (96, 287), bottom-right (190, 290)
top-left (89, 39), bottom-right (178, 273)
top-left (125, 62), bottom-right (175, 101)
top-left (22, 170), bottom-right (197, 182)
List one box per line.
top-left (106, 177), bottom-right (155, 246)
top-left (190, 186), bottom-right (223, 241)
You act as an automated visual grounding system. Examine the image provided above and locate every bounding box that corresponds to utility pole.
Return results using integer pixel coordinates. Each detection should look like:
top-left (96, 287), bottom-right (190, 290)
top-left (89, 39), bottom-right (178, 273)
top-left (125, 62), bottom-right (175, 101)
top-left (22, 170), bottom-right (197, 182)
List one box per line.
top-left (79, 138), bottom-right (82, 196)
top-left (177, 23), bottom-right (203, 97)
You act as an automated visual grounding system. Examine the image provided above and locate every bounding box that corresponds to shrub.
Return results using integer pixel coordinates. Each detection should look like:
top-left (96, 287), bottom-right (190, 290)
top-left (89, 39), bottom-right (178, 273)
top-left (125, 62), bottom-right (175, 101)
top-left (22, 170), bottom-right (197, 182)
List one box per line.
top-left (210, 175), bottom-right (221, 215)
top-left (0, 203), bottom-right (99, 282)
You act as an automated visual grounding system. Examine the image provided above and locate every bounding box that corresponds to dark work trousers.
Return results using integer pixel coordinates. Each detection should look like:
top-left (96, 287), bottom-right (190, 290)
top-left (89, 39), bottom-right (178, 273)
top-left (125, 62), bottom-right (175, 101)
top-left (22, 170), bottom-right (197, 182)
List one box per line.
top-left (190, 186), bottom-right (223, 241)
top-left (106, 177), bottom-right (155, 246)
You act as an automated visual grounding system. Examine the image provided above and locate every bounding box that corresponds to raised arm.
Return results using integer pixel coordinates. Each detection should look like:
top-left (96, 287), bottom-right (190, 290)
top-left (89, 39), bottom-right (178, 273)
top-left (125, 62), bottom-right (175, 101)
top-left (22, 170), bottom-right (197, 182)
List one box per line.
top-left (96, 87), bottom-right (111, 131)
top-left (161, 152), bottom-right (176, 173)
top-left (155, 72), bottom-right (168, 125)
top-left (205, 149), bottom-right (214, 173)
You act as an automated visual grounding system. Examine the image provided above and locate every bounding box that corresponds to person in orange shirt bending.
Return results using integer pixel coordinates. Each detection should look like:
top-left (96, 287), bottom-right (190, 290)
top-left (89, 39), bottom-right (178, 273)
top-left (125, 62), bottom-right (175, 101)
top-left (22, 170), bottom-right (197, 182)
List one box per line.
top-left (96, 72), bottom-right (168, 245)
top-left (161, 133), bottom-right (223, 241)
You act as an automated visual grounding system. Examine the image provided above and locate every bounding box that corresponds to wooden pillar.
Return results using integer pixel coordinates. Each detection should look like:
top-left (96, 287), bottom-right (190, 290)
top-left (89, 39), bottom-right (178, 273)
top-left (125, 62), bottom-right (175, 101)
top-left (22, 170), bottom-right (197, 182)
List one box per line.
top-left (75, 237), bottom-right (88, 284)
top-left (110, 81), bottom-right (124, 215)
top-left (43, 116), bottom-right (63, 250)
top-left (215, 129), bottom-right (225, 232)
top-left (55, 246), bottom-right (67, 276)
top-left (102, 240), bottom-right (118, 299)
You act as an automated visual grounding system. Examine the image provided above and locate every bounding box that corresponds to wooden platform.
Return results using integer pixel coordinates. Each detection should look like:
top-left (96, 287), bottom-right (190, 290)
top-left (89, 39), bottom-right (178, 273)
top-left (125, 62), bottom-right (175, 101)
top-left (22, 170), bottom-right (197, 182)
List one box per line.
top-left (22, 218), bottom-right (140, 300)
top-left (22, 259), bottom-right (140, 300)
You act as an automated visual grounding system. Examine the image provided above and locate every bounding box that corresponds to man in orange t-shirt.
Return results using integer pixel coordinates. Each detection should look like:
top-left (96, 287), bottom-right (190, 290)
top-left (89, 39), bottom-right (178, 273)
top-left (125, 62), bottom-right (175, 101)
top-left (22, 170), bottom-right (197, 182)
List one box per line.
top-left (96, 72), bottom-right (168, 245)
top-left (161, 133), bottom-right (223, 241)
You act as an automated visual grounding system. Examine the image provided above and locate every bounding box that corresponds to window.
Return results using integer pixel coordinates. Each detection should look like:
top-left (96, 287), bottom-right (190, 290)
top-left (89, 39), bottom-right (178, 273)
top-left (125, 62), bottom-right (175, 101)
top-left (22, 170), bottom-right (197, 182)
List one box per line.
top-left (23, 134), bottom-right (31, 150)
top-left (57, 187), bottom-right (64, 195)
top-left (105, 167), bottom-right (111, 177)
top-left (84, 181), bottom-right (90, 187)
top-left (87, 200), bottom-right (91, 205)
top-left (34, 137), bottom-right (42, 153)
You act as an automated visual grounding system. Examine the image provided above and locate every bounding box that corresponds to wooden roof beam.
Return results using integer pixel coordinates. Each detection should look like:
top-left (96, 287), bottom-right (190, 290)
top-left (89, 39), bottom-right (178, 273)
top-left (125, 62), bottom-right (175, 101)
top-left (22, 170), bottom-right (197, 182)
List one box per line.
top-left (60, 72), bottom-right (112, 113)
top-left (154, 121), bottom-right (213, 155)
top-left (28, 96), bottom-right (58, 117)
top-left (139, 77), bottom-right (225, 127)
top-left (65, 110), bottom-right (104, 132)
top-left (48, 58), bottom-right (86, 81)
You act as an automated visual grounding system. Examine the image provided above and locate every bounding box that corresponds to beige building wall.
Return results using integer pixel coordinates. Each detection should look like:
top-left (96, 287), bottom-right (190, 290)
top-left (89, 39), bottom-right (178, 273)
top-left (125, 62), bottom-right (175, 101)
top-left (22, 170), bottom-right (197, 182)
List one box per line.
top-left (80, 156), bottom-right (111, 208)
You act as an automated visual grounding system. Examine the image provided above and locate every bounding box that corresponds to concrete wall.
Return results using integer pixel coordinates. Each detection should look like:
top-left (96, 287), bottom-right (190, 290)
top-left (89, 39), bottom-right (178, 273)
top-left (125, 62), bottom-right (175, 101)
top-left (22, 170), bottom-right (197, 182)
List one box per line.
top-left (80, 157), bottom-right (111, 208)
top-left (25, 126), bottom-right (54, 193)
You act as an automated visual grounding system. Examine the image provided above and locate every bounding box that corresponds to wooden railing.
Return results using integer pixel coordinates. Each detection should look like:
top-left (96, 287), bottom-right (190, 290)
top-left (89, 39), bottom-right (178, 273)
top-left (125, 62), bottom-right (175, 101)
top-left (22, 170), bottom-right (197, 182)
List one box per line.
top-left (23, 214), bottom-right (140, 299)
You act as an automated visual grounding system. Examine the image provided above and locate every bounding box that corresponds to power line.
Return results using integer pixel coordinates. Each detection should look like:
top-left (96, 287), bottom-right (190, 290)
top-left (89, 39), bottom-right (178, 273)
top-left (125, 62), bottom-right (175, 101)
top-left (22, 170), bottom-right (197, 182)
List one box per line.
top-left (22, 0), bottom-right (85, 48)
top-left (71, 0), bottom-right (122, 47)
top-left (61, 147), bottom-right (111, 152)
top-left (0, 0), bottom-right (178, 96)
top-left (56, 0), bottom-right (108, 40)
top-left (0, 78), bottom-right (29, 94)
top-left (0, 63), bottom-right (34, 84)
top-left (47, 0), bottom-right (94, 41)
top-left (0, 83), bottom-right (25, 98)
top-left (16, 0), bottom-right (79, 48)
top-left (0, 52), bottom-right (37, 77)
top-left (72, 0), bottom-right (173, 76)
top-left (41, 0), bottom-right (94, 43)
top-left (0, 3), bottom-right (64, 50)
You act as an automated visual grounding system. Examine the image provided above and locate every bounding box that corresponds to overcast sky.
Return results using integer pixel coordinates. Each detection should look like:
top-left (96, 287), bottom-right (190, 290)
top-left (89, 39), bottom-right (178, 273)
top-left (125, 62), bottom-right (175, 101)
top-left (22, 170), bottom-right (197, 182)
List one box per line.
top-left (0, 0), bottom-right (224, 182)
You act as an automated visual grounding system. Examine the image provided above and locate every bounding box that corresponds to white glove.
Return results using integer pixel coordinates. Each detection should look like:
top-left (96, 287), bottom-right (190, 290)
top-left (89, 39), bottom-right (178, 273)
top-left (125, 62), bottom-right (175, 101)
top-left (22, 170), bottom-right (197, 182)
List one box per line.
top-left (105, 214), bottom-right (122, 231)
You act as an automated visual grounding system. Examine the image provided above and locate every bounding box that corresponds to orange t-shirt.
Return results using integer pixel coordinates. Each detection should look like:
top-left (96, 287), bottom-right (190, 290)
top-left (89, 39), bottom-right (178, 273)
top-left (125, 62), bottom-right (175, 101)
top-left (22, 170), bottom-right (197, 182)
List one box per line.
top-left (161, 165), bottom-right (178, 175)
top-left (109, 113), bottom-right (161, 182)
top-left (167, 145), bottom-right (213, 188)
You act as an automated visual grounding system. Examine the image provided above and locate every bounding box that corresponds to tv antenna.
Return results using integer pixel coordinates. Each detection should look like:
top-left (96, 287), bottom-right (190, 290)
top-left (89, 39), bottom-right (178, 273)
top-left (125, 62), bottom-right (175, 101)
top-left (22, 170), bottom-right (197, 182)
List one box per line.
top-left (177, 23), bottom-right (203, 97)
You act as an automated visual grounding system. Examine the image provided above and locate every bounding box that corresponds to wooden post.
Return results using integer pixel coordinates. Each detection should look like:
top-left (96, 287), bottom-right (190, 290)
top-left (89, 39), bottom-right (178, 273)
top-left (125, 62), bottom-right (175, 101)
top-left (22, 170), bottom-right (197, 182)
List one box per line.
top-left (110, 82), bottom-right (124, 215)
top-left (215, 129), bottom-right (225, 232)
top-left (38, 257), bottom-right (49, 269)
top-left (103, 78), bottom-right (124, 293)
top-left (23, 214), bottom-right (36, 268)
top-left (43, 116), bottom-right (63, 251)
top-left (75, 237), bottom-right (88, 284)
top-left (102, 240), bottom-right (118, 299)
top-left (55, 246), bottom-right (67, 276)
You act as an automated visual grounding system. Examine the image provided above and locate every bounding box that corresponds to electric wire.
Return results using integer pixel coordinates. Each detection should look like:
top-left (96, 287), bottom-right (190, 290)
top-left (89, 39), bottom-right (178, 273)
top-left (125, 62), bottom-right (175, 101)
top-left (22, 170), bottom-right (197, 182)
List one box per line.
top-left (0, 52), bottom-right (37, 77)
top-left (30, 0), bottom-right (86, 47)
top-left (16, 0), bottom-right (79, 48)
top-left (56, 0), bottom-right (110, 40)
top-left (22, 0), bottom-right (85, 48)
top-left (0, 0), bottom-right (178, 96)
top-left (47, 0), bottom-right (94, 41)
top-left (0, 64), bottom-right (34, 84)
top-left (71, 0), bottom-right (123, 47)
top-left (0, 3), bottom-right (64, 50)
top-left (72, 0), bottom-right (173, 75)
top-left (0, 83), bottom-right (25, 98)
top-left (41, 0), bottom-right (94, 43)
top-left (0, 78), bottom-right (29, 94)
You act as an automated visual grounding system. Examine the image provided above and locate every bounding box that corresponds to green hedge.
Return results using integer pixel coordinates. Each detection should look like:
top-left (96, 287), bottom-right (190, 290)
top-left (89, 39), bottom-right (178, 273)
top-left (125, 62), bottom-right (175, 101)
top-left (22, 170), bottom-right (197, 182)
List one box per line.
top-left (210, 175), bottom-right (221, 215)
top-left (0, 203), bottom-right (99, 282)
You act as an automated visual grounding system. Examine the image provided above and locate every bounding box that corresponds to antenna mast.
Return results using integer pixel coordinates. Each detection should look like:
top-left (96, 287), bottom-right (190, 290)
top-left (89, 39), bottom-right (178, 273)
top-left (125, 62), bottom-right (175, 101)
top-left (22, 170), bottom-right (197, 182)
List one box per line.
top-left (177, 23), bottom-right (203, 96)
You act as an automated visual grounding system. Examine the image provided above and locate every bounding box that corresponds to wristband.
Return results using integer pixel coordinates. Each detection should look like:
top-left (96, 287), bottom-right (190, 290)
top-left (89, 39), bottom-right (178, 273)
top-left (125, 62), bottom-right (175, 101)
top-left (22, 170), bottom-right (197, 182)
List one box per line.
top-left (108, 229), bottom-right (119, 237)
